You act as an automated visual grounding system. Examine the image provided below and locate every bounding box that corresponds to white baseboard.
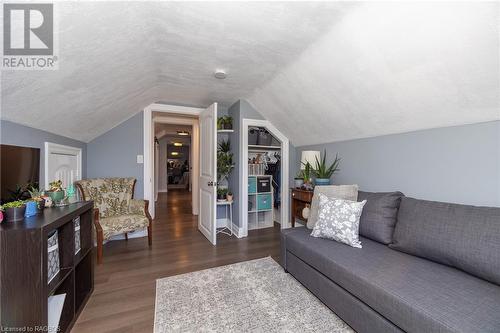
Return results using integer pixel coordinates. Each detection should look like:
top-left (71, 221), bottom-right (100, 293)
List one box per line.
top-left (158, 189), bottom-right (168, 193)
top-left (231, 223), bottom-right (244, 238)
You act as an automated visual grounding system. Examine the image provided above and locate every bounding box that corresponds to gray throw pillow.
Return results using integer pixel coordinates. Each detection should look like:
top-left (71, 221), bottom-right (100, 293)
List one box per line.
top-left (307, 185), bottom-right (359, 229)
top-left (390, 197), bottom-right (500, 286)
top-left (311, 194), bottom-right (366, 248)
top-left (357, 191), bottom-right (404, 244)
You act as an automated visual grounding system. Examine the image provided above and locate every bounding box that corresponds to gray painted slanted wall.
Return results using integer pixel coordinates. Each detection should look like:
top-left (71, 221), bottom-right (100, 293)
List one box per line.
top-left (87, 112), bottom-right (144, 198)
top-left (0, 120), bottom-right (87, 189)
top-left (297, 121), bottom-right (500, 207)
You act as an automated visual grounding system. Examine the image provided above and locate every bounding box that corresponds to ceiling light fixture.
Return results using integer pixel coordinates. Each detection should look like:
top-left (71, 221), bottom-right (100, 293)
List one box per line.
top-left (177, 131), bottom-right (189, 136)
top-left (214, 70), bottom-right (227, 79)
top-left (171, 152), bottom-right (179, 156)
top-left (173, 142), bottom-right (182, 147)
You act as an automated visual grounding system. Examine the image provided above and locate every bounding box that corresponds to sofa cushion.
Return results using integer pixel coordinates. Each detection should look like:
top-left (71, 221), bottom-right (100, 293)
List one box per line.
top-left (307, 185), bottom-right (359, 229)
top-left (390, 197), bottom-right (500, 286)
top-left (357, 191), bottom-right (404, 244)
top-left (283, 228), bottom-right (500, 333)
top-left (311, 194), bottom-right (366, 248)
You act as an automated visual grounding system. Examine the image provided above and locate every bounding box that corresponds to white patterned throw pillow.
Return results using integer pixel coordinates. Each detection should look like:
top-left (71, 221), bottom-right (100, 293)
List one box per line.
top-left (311, 194), bottom-right (367, 248)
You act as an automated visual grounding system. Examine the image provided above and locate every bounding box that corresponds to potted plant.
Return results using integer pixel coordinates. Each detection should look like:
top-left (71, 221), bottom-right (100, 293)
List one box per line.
top-left (1, 200), bottom-right (27, 222)
top-left (294, 171), bottom-right (305, 188)
top-left (300, 161), bottom-right (314, 190)
top-left (226, 191), bottom-right (233, 202)
top-left (313, 150), bottom-right (341, 186)
top-left (217, 139), bottom-right (235, 184)
top-left (223, 116), bottom-right (233, 129)
top-left (217, 117), bottom-right (225, 130)
top-left (217, 188), bottom-right (228, 201)
top-left (46, 180), bottom-right (65, 205)
top-left (28, 185), bottom-right (45, 211)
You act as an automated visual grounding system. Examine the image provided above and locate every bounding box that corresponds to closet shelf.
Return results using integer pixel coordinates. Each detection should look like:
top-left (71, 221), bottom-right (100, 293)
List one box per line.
top-left (217, 129), bottom-right (234, 134)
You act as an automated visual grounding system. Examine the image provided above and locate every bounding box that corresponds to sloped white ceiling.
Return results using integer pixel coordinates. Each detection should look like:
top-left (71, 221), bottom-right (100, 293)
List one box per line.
top-left (2, 2), bottom-right (498, 145)
top-left (1, 1), bottom-right (347, 142)
top-left (247, 1), bottom-right (500, 146)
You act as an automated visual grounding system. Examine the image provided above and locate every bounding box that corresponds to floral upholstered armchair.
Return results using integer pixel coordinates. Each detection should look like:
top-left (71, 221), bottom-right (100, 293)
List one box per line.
top-left (75, 177), bottom-right (152, 264)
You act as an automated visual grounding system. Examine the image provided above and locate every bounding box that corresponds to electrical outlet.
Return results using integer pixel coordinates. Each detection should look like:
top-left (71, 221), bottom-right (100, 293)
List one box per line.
top-left (137, 155), bottom-right (144, 164)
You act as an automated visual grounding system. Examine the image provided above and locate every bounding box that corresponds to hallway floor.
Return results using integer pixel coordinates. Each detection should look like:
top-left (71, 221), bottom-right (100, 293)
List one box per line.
top-left (72, 190), bottom-right (281, 332)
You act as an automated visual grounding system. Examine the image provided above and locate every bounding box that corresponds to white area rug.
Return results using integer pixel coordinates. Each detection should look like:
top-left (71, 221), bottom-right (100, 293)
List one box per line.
top-left (154, 257), bottom-right (354, 332)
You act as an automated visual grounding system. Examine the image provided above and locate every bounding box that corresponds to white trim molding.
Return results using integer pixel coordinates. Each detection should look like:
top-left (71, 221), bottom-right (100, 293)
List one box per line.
top-left (44, 142), bottom-right (82, 190)
top-left (240, 118), bottom-right (290, 237)
top-left (143, 103), bottom-right (204, 218)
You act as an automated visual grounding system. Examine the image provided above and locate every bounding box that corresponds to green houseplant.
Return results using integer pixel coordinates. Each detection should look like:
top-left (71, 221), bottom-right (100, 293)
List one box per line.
top-left (300, 161), bottom-right (314, 190)
top-left (223, 116), bottom-right (233, 129)
top-left (217, 187), bottom-right (228, 201)
top-left (294, 170), bottom-right (305, 188)
top-left (46, 180), bottom-right (65, 204)
top-left (1, 200), bottom-right (26, 222)
top-left (217, 139), bottom-right (234, 184)
top-left (28, 185), bottom-right (45, 211)
top-left (313, 150), bottom-right (341, 186)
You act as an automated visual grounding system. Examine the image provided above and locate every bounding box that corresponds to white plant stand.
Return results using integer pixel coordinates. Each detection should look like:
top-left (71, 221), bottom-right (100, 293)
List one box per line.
top-left (216, 201), bottom-right (233, 236)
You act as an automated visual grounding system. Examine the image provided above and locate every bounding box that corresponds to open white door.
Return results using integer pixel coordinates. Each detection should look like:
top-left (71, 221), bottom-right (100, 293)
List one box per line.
top-left (198, 103), bottom-right (217, 245)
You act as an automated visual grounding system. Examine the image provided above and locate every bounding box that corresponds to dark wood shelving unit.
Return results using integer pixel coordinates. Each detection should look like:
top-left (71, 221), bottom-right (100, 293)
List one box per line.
top-left (0, 201), bottom-right (94, 332)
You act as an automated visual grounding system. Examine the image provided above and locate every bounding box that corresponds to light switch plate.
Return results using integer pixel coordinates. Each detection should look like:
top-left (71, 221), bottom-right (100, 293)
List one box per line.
top-left (136, 155), bottom-right (144, 164)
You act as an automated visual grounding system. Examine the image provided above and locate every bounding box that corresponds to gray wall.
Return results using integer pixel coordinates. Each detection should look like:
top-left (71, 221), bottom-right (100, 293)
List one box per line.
top-left (0, 120), bottom-right (87, 189)
top-left (87, 112), bottom-right (144, 198)
top-left (227, 100), bottom-right (267, 227)
top-left (297, 121), bottom-right (500, 207)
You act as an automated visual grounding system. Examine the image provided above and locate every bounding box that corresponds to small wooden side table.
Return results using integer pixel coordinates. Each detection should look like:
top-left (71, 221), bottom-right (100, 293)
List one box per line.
top-left (291, 188), bottom-right (314, 227)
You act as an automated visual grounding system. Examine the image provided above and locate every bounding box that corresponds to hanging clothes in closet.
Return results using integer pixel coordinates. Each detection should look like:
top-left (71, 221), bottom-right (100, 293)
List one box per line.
top-left (265, 152), bottom-right (281, 208)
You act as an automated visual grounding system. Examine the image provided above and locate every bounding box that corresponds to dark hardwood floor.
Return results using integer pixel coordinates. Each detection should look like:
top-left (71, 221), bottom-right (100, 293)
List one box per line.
top-left (72, 190), bottom-right (281, 332)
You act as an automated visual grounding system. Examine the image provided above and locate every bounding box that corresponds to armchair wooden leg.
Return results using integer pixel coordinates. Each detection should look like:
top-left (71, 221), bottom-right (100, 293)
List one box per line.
top-left (147, 223), bottom-right (152, 247)
top-left (96, 229), bottom-right (104, 265)
top-left (124, 232), bottom-right (128, 240)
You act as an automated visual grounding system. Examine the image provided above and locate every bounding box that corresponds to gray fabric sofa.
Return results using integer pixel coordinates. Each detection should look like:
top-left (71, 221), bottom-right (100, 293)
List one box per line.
top-left (281, 192), bottom-right (500, 333)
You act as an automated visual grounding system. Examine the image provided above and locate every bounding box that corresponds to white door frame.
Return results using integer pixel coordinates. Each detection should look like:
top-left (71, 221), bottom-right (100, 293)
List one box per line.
top-left (240, 119), bottom-right (290, 237)
top-left (44, 142), bottom-right (82, 189)
top-left (143, 103), bottom-right (203, 218)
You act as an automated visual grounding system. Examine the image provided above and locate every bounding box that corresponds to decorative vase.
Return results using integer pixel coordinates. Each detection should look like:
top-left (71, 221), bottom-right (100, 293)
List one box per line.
top-left (24, 201), bottom-right (38, 217)
top-left (294, 178), bottom-right (304, 188)
top-left (47, 190), bottom-right (65, 206)
top-left (315, 178), bottom-right (330, 186)
top-left (4, 206), bottom-right (26, 222)
top-left (223, 122), bottom-right (232, 130)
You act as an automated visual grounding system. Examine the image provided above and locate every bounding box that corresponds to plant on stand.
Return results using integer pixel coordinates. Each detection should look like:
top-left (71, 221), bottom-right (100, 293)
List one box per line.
top-left (217, 139), bottom-right (235, 201)
top-left (294, 170), bottom-right (305, 188)
top-left (313, 150), bottom-right (341, 186)
top-left (223, 116), bottom-right (233, 129)
top-left (300, 161), bottom-right (314, 191)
